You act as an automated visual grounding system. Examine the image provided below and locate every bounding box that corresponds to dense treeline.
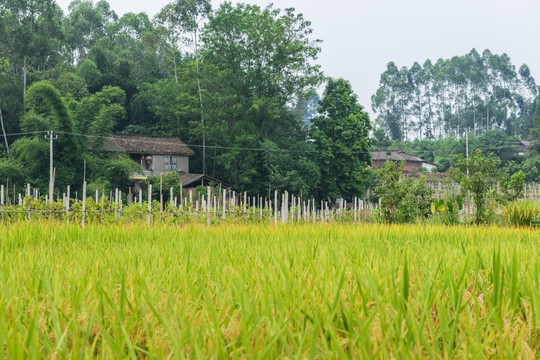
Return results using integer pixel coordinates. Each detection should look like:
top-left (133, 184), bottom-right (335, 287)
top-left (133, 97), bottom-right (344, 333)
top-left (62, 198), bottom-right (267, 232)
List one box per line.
top-left (372, 126), bottom-right (540, 184)
top-left (372, 49), bottom-right (539, 141)
top-left (0, 0), bottom-right (373, 199)
top-left (1, 1), bottom-right (540, 200)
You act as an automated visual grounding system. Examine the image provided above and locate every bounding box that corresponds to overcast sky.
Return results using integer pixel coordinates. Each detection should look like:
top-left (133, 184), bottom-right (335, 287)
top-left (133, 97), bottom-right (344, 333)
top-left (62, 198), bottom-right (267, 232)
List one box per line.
top-left (56, 0), bottom-right (540, 114)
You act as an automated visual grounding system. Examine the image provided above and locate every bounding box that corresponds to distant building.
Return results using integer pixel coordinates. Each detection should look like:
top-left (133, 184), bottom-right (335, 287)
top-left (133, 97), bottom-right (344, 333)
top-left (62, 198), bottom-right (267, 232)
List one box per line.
top-left (105, 134), bottom-right (235, 192)
top-left (518, 141), bottom-right (530, 156)
top-left (106, 134), bottom-right (194, 176)
top-left (370, 150), bottom-right (437, 173)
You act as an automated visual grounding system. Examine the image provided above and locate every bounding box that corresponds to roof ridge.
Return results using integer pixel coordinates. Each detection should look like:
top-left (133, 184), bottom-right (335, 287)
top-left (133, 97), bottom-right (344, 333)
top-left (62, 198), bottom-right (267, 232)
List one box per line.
top-left (105, 134), bottom-right (195, 156)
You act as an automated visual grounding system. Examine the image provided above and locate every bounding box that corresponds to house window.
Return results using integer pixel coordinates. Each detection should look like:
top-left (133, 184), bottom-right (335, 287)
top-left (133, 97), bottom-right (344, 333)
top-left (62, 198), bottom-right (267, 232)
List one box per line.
top-left (165, 155), bottom-right (177, 171)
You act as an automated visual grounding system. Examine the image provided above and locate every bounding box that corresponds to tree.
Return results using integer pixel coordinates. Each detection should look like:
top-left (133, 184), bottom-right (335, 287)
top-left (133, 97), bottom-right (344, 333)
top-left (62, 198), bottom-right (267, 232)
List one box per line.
top-left (311, 78), bottom-right (372, 199)
top-left (529, 101), bottom-right (540, 153)
top-left (0, 0), bottom-right (64, 100)
top-left (176, 3), bottom-right (323, 194)
top-left (63, 0), bottom-right (115, 63)
top-left (85, 152), bottom-right (141, 194)
top-left (0, 158), bottom-right (27, 187)
top-left (375, 160), bottom-right (433, 223)
top-left (260, 139), bottom-right (320, 196)
top-left (202, 3), bottom-right (321, 104)
top-left (450, 149), bottom-right (501, 225)
top-left (156, 0), bottom-right (211, 173)
top-left (73, 85), bottom-right (126, 136)
top-left (372, 49), bottom-right (537, 140)
top-left (14, 81), bottom-right (82, 191)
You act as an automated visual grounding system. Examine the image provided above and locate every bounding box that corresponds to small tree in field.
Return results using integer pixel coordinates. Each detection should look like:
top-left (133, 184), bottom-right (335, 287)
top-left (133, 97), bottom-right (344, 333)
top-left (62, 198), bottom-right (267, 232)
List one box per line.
top-left (450, 149), bottom-right (500, 225)
top-left (375, 160), bottom-right (432, 224)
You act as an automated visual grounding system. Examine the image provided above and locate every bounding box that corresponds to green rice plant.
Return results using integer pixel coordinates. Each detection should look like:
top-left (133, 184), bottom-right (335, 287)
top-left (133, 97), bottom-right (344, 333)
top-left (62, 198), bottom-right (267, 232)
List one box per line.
top-left (0, 222), bottom-right (539, 357)
top-left (503, 200), bottom-right (540, 227)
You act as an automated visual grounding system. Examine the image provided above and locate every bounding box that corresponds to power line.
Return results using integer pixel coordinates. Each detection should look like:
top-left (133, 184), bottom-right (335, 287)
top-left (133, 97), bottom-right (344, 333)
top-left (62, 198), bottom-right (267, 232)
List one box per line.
top-left (1, 129), bottom-right (535, 157)
top-left (57, 131), bottom-right (533, 156)
top-left (2, 131), bottom-right (49, 137)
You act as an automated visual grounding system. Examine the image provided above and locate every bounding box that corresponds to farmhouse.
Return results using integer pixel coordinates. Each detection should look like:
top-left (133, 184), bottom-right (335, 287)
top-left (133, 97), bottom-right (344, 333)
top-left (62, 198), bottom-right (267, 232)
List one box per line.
top-left (370, 150), bottom-right (437, 173)
top-left (106, 134), bottom-right (194, 176)
top-left (105, 134), bottom-right (236, 192)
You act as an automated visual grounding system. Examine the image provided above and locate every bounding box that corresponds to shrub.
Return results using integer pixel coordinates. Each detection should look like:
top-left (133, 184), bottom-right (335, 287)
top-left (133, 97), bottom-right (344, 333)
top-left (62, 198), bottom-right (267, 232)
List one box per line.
top-left (450, 150), bottom-right (501, 225)
top-left (375, 160), bottom-right (433, 223)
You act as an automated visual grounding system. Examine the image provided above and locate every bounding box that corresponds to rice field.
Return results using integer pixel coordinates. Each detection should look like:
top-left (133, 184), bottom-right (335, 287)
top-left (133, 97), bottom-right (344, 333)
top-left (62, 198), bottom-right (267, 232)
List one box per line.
top-left (1, 222), bottom-right (540, 358)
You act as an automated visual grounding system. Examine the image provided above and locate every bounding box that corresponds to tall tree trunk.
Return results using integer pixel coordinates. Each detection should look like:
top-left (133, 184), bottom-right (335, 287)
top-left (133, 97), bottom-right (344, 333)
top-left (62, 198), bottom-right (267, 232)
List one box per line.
top-left (194, 30), bottom-right (206, 175)
top-left (0, 107), bottom-right (9, 157)
top-left (173, 51), bottom-right (178, 84)
top-left (23, 56), bottom-right (27, 102)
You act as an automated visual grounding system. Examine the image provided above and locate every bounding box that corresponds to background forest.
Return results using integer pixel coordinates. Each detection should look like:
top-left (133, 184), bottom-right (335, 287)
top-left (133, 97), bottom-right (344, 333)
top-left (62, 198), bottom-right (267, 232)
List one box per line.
top-left (0, 0), bottom-right (539, 199)
top-left (372, 50), bottom-right (538, 141)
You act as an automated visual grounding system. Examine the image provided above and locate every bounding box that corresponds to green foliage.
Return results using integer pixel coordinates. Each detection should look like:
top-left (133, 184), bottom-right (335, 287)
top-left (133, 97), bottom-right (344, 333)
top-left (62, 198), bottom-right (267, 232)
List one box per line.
top-left (497, 171), bottom-right (525, 204)
top-left (0, 0), bottom-right (64, 94)
top-left (74, 85), bottom-right (126, 136)
top-left (532, 100), bottom-right (540, 128)
top-left (141, 172), bottom-right (184, 202)
top-left (260, 139), bottom-right (320, 196)
top-left (54, 72), bottom-right (90, 101)
top-left (12, 81), bottom-right (82, 191)
top-left (373, 129), bottom-right (521, 173)
top-left (77, 59), bottom-right (102, 92)
top-left (202, 3), bottom-right (322, 103)
top-left (430, 192), bottom-right (464, 225)
top-left (2, 0), bottom-right (537, 200)
top-left (0, 158), bottom-right (26, 187)
top-left (155, 0), bottom-right (211, 40)
top-left (23, 81), bottom-right (73, 133)
top-left (529, 101), bottom-right (540, 154)
top-left (10, 137), bottom-right (49, 190)
top-left (372, 49), bottom-right (538, 141)
top-left (520, 155), bottom-right (540, 182)
top-left (311, 78), bottom-right (372, 199)
top-left (85, 153), bottom-right (141, 193)
top-left (375, 160), bottom-right (433, 223)
top-left (450, 149), bottom-right (501, 225)
top-left (63, 0), bottom-right (116, 62)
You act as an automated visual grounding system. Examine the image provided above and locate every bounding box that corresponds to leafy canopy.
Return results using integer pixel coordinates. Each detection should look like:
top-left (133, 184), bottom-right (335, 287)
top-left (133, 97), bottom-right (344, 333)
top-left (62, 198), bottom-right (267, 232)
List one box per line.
top-left (311, 78), bottom-right (372, 199)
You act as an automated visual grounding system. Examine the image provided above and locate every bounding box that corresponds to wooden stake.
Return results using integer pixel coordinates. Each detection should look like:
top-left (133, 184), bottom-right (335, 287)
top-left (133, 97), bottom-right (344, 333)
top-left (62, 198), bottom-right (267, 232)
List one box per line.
top-left (274, 190), bottom-right (278, 225)
top-left (66, 185), bottom-right (70, 213)
top-left (148, 183), bottom-right (152, 226)
top-left (222, 189), bottom-right (226, 220)
top-left (82, 181), bottom-right (87, 227)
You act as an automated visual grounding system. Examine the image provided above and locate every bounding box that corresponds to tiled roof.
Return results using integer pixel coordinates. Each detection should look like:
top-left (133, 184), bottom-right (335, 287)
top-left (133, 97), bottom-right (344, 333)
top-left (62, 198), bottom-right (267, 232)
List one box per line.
top-left (178, 173), bottom-right (205, 186)
top-left (178, 172), bottom-right (238, 191)
top-left (370, 151), bottom-right (425, 162)
top-left (106, 134), bottom-right (195, 156)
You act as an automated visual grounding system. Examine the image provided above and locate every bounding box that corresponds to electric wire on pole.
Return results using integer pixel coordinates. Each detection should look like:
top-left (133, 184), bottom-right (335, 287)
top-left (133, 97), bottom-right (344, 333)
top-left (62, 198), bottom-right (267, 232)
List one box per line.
top-left (45, 131), bottom-right (58, 203)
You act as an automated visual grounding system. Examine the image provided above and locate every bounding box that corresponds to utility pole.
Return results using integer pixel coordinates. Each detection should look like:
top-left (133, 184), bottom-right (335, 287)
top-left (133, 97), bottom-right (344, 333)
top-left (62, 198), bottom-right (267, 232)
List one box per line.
top-left (45, 131), bottom-right (58, 203)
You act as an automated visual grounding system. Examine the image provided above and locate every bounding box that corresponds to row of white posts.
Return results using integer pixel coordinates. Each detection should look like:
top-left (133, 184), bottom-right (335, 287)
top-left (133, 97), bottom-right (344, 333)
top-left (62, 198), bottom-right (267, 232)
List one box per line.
top-left (0, 183), bottom-right (374, 226)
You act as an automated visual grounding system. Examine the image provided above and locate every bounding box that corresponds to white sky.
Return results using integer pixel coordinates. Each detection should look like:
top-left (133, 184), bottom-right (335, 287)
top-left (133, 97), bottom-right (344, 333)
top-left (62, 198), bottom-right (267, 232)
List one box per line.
top-left (55, 0), bottom-right (540, 114)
